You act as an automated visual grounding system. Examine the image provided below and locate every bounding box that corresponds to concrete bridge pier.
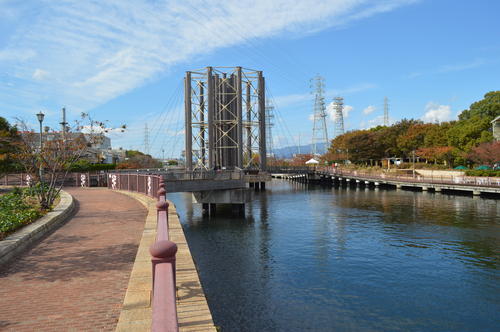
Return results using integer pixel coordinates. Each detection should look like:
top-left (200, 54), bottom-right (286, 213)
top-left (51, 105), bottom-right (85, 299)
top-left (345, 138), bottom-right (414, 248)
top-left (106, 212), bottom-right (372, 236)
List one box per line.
top-left (231, 203), bottom-right (245, 216)
top-left (193, 189), bottom-right (252, 217)
top-left (396, 184), bottom-right (402, 190)
top-left (473, 190), bottom-right (481, 196)
top-left (435, 187), bottom-right (442, 193)
top-left (202, 203), bottom-right (217, 216)
top-left (422, 186), bottom-right (428, 191)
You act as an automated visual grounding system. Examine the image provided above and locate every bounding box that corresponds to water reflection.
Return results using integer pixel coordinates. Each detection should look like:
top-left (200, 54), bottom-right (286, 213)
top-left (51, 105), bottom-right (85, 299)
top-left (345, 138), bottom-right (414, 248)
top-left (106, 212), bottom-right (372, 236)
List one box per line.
top-left (169, 180), bottom-right (500, 331)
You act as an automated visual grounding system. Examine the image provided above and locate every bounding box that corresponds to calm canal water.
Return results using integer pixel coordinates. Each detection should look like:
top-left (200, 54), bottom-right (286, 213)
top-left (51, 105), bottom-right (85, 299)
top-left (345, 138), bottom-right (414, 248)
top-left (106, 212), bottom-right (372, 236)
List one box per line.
top-left (169, 180), bottom-right (500, 331)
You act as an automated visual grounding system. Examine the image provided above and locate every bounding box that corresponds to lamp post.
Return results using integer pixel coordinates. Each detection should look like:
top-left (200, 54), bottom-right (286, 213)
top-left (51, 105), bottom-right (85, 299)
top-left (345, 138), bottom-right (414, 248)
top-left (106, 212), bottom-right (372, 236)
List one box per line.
top-left (412, 150), bottom-right (416, 178)
top-left (36, 112), bottom-right (45, 184)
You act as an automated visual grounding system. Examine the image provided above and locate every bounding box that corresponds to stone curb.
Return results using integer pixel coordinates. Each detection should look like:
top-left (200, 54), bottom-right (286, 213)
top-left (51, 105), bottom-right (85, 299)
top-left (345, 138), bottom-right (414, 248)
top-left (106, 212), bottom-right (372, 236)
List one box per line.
top-left (0, 190), bottom-right (75, 267)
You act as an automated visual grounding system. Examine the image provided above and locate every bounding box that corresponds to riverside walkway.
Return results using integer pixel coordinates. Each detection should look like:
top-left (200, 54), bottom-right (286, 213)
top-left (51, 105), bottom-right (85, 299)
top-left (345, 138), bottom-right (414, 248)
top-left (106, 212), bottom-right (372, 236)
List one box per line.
top-left (0, 188), bottom-right (147, 331)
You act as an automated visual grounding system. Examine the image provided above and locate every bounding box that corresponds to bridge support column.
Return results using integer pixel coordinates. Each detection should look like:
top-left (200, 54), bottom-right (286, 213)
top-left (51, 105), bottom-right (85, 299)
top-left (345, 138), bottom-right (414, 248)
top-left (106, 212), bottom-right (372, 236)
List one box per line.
top-left (209, 203), bottom-right (217, 215)
top-left (232, 204), bottom-right (245, 216)
top-left (202, 203), bottom-right (209, 216)
top-left (422, 186), bottom-right (428, 191)
top-left (435, 187), bottom-right (442, 193)
top-left (396, 184), bottom-right (402, 190)
top-left (473, 190), bottom-right (481, 196)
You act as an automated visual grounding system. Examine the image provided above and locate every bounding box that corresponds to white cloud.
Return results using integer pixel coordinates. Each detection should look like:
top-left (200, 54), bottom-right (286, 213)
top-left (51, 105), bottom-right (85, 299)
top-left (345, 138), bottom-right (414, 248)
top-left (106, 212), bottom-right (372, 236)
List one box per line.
top-left (438, 58), bottom-right (486, 73)
top-left (32, 69), bottom-right (49, 80)
top-left (407, 58), bottom-right (487, 79)
top-left (421, 102), bottom-right (452, 123)
top-left (367, 115), bottom-right (384, 128)
top-left (326, 102), bottom-right (353, 121)
top-left (362, 105), bottom-right (376, 114)
top-left (0, 0), bottom-right (416, 113)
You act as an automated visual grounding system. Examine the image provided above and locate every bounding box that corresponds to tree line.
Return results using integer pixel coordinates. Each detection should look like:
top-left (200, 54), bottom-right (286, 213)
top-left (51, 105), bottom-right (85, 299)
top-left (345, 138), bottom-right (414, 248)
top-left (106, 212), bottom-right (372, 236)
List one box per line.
top-left (324, 91), bottom-right (500, 167)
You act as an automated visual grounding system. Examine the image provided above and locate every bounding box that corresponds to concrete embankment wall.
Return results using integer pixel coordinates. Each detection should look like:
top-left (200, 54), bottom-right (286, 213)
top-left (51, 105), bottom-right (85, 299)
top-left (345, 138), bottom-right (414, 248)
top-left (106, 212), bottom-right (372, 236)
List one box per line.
top-left (415, 169), bottom-right (465, 177)
top-left (115, 191), bottom-right (216, 332)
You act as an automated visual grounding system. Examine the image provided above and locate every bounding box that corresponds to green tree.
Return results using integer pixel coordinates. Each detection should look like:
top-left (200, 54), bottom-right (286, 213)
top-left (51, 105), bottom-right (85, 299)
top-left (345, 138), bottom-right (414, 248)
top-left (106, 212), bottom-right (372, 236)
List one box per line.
top-left (0, 117), bottom-right (20, 175)
top-left (458, 91), bottom-right (500, 121)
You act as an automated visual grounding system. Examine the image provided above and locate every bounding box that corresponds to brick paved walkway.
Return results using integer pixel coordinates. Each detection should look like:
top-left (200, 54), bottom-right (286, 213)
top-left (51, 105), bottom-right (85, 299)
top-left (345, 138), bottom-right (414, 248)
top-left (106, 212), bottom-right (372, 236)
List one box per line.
top-left (0, 188), bottom-right (147, 332)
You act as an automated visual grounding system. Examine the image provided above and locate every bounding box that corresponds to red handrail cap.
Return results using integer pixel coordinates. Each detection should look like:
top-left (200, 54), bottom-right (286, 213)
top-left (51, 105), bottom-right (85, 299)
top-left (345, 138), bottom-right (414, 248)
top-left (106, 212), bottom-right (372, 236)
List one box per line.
top-left (150, 240), bottom-right (177, 258)
top-left (156, 201), bottom-right (169, 210)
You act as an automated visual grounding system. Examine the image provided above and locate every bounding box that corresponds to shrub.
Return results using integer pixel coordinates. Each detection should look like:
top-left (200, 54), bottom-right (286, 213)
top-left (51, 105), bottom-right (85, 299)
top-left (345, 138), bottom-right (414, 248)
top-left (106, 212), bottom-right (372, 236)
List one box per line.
top-left (464, 170), bottom-right (500, 177)
top-left (0, 188), bottom-right (44, 239)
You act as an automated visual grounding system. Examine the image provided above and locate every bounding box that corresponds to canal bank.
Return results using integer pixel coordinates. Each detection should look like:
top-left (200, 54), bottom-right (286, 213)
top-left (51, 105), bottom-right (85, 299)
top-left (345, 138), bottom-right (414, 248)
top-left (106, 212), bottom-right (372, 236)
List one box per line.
top-left (170, 179), bottom-right (500, 331)
top-left (115, 190), bottom-right (216, 332)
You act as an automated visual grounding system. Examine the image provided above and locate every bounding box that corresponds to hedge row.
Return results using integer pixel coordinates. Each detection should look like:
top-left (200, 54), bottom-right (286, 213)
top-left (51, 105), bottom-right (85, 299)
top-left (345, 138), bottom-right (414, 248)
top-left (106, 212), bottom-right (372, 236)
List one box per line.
top-left (68, 162), bottom-right (116, 172)
top-left (464, 170), bottom-right (500, 177)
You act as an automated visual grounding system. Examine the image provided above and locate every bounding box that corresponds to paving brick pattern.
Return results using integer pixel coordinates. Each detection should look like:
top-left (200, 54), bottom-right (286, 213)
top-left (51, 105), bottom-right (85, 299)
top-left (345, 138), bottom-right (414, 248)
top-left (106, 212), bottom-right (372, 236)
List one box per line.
top-left (0, 188), bottom-right (147, 332)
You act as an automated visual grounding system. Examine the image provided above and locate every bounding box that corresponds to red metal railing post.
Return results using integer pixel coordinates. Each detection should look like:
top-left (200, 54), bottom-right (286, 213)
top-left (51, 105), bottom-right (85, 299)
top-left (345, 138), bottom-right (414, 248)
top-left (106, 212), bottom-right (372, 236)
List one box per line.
top-left (150, 240), bottom-right (178, 332)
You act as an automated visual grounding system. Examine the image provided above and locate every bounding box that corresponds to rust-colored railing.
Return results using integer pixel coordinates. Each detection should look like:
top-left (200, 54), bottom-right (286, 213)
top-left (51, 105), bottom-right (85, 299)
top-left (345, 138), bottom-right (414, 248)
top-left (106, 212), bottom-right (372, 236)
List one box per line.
top-left (0, 172), bottom-right (108, 187)
top-left (106, 172), bottom-right (163, 198)
top-left (316, 167), bottom-right (500, 188)
top-left (108, 174), bottom-right (179, 331)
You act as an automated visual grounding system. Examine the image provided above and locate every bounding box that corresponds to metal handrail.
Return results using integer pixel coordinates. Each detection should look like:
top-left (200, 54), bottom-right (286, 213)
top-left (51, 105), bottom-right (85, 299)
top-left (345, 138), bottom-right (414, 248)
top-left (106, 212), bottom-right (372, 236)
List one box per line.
top-left (316, 167), bottom-right (500, 188)
top-left (108, 174), bottom-right (179, 331)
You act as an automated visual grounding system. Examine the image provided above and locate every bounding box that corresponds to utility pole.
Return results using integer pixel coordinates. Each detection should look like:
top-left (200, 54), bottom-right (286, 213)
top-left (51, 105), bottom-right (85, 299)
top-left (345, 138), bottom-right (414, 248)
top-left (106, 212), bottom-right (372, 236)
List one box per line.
top-left (412, 150), bottom-right (416, 178)
top-left (144, 123), bottom-right (150, 156)
top-left (60, 107), bottom-right (68, 142)
top-left (297, 133), bottom-right (301, 155)
top-left (310, 75), bottom-right (328, 157)
top-left (36, 112), bottom-right (45, 184)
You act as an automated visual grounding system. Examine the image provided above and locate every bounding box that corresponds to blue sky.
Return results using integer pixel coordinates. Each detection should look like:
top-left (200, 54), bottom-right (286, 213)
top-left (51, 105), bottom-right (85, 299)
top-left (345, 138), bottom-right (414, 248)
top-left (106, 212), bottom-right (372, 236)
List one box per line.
top-left (1, 0), bottom-right (499, 158)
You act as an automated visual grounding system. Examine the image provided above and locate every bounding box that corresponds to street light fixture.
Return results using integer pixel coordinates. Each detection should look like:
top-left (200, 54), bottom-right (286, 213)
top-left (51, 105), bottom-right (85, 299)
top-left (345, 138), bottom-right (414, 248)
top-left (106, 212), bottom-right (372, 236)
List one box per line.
top-left (36, 112), bottom-right (45, 185)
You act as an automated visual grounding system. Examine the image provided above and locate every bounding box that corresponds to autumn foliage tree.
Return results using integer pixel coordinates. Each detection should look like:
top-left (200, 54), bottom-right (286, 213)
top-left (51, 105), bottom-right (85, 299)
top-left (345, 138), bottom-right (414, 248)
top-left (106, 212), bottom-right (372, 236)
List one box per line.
top-left (14, 114), bottom-right (125, 210)
top-left (326, 91), bottom-right (500, 167)
top-left (467, 141), bottom-right (500, 166)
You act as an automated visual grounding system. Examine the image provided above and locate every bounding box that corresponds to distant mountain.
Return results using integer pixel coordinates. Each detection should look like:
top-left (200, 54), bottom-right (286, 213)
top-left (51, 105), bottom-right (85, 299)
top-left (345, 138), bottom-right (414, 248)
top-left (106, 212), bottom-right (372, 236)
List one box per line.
top-left (271, 142), bottom-right (328, 158)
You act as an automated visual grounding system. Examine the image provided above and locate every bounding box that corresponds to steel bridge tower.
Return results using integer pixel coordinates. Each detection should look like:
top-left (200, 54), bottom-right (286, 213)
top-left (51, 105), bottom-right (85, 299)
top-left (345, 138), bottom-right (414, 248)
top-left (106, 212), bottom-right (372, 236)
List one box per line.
top-left (333, 96), bottom-right (345, 137)
top-left (184, 67), bottom-right (266, 171)
top-left (311, 75), bottom-right (328, 156)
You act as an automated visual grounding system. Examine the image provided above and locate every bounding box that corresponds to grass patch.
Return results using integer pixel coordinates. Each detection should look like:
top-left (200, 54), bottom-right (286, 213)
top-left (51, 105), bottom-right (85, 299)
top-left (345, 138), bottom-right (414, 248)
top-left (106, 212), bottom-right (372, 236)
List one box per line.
top-left (0, 187), bottom-right (50, 240)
